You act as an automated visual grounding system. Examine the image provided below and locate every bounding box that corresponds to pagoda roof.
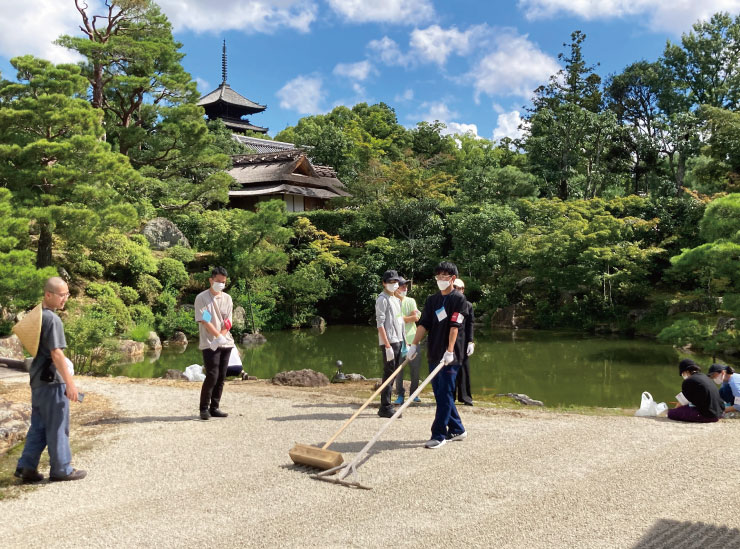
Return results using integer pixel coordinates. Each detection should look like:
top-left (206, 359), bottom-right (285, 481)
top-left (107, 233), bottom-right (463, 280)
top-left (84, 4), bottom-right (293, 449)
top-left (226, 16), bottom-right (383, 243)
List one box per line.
top-left (219, 117), bottom-right (268, 133)
top-left (233, 135), bottom-right (296, 153)
top-left (198, 83), bottom-right (266, 113)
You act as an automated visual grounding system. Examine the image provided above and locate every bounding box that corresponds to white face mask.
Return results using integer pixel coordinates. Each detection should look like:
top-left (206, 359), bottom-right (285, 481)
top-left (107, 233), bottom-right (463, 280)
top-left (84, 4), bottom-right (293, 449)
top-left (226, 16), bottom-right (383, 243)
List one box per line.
top-left (436, 279), bottom-right (451, 291)
top-left (682, 373), bottom-right (690, 380)
top-left (211, 282), bottom-right (226, 292)
top-left (398, 290), bottom-right (408, 297)
top-left (385, 282), bottom-right (399, 292)
top-left (714, 375), bottom-right (724, 385)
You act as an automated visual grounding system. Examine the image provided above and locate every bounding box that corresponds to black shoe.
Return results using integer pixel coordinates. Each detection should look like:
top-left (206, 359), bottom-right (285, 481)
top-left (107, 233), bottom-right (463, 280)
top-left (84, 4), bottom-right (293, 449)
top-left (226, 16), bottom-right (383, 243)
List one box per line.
top-left (15, 467), bottom-right (44, 483)
top-left (378, 408), bottom-right (400, 419)
top-left (200, 410), bottom-right (210, 420)
top-left (50, 468), bottom-right (86, 482)
top-left (463, 401), bottom-right (474, 406)
top-left (209, 408), bottom-right (228, 418)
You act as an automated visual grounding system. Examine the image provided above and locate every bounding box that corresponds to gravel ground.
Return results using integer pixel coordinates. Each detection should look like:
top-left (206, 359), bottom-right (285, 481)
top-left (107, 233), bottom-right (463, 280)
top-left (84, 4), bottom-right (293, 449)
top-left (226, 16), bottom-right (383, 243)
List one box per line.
top-left (2, 376), bottom-right (740, 549)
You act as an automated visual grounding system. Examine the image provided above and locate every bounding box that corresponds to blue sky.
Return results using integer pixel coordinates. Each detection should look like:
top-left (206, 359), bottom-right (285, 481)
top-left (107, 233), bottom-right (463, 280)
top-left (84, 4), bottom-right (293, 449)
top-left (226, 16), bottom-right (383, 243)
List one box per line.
top-left (1, 1), bottom-right (738, 141)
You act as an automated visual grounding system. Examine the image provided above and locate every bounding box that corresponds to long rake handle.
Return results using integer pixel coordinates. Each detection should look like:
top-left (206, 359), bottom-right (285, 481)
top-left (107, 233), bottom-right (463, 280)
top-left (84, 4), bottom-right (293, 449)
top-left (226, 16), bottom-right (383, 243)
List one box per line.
top-left (321, 355), bottom-right (410, 450)
top-left (318, 358), bottom-right (446, 481)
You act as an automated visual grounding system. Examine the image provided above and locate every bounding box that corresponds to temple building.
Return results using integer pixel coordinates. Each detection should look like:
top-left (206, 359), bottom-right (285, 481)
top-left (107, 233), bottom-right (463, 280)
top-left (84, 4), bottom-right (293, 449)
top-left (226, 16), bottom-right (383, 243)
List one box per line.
top-left (198, 41), bottom-right (349, 211)
top-left (197, 41), bottom-right (268, 134)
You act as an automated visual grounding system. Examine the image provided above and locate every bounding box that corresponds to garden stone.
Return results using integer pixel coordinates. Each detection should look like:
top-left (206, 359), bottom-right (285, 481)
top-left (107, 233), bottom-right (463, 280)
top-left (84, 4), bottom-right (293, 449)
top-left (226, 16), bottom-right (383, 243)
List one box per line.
top-left (713, 317), bottom-right (736, 335)
top-left (242, 333), bottom-right (267, 346)
top-left (271, 369), bottom-right (329, 387)
top-left (0, 398), bottom-right (31, 456)
top-left (497, 392), bottom-right (545, 406)
top-left (0, 335), bottom-right (24, 367)
top-left (118, 340), bottom-right (146, 362)
top-left (169, 331), bottom-right (188, 347)
top-left (163, 369), bottom-right (188, 380)
top-left (141, 217), bottom-right (190, 250)
top-left (146, 331), bottom-right (162, 351)
top-left (345, 373), bottom-right (366, 381)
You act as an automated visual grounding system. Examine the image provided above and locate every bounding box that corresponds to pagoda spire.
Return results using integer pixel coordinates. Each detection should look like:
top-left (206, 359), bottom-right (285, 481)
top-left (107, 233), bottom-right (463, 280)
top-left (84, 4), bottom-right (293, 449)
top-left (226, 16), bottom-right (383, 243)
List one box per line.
top-left (222, 39), bottom-right (227, 84)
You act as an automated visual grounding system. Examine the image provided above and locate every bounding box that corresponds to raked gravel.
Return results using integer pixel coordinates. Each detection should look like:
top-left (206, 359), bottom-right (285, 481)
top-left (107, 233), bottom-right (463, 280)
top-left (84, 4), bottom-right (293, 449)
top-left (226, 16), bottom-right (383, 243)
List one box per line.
top-left (2, 376), bottom-right (740, 549)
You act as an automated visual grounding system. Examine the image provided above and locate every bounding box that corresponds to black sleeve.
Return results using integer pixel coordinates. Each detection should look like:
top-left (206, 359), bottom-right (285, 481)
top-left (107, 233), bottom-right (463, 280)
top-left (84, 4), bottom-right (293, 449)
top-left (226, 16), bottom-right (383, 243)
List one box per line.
top-left (448, 293), bottom-right (466, 329)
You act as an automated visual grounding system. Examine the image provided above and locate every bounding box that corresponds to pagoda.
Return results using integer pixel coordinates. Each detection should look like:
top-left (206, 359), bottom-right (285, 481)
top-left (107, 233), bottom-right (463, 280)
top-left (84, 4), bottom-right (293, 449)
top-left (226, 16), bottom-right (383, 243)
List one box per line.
top-left (197, 41), bottom-right (268, 134)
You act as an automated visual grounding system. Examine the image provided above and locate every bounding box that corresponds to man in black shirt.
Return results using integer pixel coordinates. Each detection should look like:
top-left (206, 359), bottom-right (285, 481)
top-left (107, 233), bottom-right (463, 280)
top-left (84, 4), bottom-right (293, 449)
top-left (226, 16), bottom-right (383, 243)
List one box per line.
top-left (452, 278), bottom-right (474, 406)
top-left (408, 262), bottom-right (468, 449)
top-left (667, 358), bottom-right (724, 423)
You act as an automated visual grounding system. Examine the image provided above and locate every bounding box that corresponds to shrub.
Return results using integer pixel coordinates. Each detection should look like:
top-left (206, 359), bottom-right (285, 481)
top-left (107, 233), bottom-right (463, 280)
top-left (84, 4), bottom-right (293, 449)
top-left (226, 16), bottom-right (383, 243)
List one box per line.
top-left (137, 274), bottom-right (163, 305)
top-left (167, 245), bottom-right (195, 264)
top-left (128, 303), bottom-right (155, 327)
top-left (64, 303), bottom-right (119, 375)
top-left (118, 285), bottom-right (139, 306)
top-left (157, 257), bottom-right (189, 290)
top-left (154, 289), bottom-right (198, 338)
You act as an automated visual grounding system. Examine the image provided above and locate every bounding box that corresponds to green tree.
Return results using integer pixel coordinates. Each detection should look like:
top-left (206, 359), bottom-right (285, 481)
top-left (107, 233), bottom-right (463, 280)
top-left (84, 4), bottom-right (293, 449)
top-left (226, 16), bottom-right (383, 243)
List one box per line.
top-left (0, 55), bottom-right (141, 268)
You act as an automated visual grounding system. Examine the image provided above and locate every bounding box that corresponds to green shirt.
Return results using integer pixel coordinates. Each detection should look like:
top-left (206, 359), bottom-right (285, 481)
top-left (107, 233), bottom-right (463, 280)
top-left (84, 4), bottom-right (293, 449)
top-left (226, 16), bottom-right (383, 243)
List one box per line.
top-left (399, 296), bottom-right (418, 344)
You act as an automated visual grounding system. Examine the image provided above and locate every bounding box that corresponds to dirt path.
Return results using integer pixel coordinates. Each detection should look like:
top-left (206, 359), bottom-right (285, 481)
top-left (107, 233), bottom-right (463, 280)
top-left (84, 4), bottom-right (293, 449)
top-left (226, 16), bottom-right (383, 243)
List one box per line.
top-left (1, 376), bottom-right (739, 548)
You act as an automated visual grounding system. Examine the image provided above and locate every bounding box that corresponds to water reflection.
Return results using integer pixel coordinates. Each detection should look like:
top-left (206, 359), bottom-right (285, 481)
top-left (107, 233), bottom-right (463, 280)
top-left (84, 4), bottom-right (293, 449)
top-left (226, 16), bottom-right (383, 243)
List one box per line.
top-left (113, 326), bottom-right (736, 408)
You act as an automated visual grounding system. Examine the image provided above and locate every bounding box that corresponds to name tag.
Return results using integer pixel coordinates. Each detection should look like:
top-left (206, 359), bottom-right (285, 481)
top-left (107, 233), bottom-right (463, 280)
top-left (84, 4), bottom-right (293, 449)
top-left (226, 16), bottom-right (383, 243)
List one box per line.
top-left (202, 310), bottom-right (212, 322)
top-left (435, 307), bottom-right (447, 321)
top-left (676, 392), bottom-right (689, 406)
top-left (734, 396), bottom-right (740, 406)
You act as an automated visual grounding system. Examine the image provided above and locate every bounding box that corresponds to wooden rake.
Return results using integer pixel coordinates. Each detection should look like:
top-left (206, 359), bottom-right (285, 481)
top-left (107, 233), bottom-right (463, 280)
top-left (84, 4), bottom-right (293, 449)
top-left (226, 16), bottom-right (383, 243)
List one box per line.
top-left (314, 358), bottom-right (447, 489)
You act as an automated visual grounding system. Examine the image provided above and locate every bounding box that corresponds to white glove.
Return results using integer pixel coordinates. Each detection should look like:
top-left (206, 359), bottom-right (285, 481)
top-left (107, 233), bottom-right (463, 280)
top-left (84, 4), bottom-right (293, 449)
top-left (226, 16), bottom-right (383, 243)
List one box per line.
top-left (385, 346), bottom-right (394, 361)
top-left (64, 357), bottom-right (74, 376)
top-left (210, 335), bottom-right (228, 351)
top-left (467, 342), bottom-right (475, 356)
top-left (407, 344), bottom-right (418, 361)
top-left (443, 350), bottom-right (455, 365)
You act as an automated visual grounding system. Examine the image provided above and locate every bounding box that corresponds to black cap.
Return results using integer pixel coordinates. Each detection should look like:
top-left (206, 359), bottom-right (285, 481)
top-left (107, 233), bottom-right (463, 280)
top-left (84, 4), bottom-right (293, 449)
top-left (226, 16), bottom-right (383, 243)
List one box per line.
top-left (382, 270), bottom-right (401, 283)
top-left (678, 358), bottom-right (700, 375)
top-left (707, 363), bottom-right (727, 376)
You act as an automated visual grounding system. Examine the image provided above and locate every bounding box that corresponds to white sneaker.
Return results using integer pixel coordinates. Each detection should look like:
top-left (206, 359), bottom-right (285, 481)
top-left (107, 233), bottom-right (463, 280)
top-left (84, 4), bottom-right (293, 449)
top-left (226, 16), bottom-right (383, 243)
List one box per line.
top-left (448, 430), bottom-right (467, 442)
top-left (424, 438), bottom-right (447, 449)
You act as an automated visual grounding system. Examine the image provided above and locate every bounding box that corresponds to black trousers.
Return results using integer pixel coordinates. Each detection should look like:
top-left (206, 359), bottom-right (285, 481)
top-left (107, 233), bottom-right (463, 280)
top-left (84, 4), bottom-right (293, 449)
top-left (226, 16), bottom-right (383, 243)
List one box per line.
top-left (379, 342), bottom-right (402, 411)
top-left (456, 358), bottom-right (473, 405)
top-left (200, 347), bottom-right (230, 411)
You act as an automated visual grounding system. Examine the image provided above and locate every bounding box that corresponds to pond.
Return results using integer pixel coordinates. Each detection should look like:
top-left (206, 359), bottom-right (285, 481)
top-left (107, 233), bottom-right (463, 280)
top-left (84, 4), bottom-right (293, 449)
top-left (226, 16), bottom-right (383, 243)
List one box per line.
top-left (113, 325), bottom-right (729, 408)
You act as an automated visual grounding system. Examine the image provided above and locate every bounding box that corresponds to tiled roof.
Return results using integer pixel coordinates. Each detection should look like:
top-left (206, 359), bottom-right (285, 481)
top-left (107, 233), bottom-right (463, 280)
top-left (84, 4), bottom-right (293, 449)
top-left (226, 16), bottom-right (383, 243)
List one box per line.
top-left (198, 83), bottom-right (266, 112)
top-left (220, 117), bottom-right (268, 133)
top-left (233, 135), bottom-right (296, 154)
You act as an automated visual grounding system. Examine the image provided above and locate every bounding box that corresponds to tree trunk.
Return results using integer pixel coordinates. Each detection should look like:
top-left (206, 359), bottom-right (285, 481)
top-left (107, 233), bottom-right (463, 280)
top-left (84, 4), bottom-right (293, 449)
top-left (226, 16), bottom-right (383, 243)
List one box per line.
top-left (36, 222), bottom-right (53, 269)
top-left (559, 178), bottom-right (569, 200)
top-left (675, 154), bottom-right (687, 197)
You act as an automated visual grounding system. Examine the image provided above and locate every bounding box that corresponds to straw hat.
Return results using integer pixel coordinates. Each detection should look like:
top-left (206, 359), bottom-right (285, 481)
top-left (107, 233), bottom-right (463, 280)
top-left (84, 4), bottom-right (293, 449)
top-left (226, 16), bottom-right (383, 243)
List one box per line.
top-left (12, 304), bottom-right (43, 356)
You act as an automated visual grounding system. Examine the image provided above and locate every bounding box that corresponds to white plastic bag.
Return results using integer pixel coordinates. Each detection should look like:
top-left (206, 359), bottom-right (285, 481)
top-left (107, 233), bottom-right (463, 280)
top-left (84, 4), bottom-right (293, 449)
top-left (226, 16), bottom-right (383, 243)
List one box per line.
top-left (183, 364), bottom-right (206, 382)
top-left (635, 391), bottom-right (668, 417)
top-left (228, 347), bottom-right (242, 367)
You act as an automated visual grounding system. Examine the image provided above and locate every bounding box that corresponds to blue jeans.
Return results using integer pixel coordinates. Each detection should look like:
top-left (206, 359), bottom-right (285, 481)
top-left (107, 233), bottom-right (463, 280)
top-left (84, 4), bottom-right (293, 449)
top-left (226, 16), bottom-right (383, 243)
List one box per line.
top-left (430, 362), bottom-right (465, 441)
top-left (17, 384), bottom-right (73, 477)
top-left (719, 383), bottom-right (734, 405)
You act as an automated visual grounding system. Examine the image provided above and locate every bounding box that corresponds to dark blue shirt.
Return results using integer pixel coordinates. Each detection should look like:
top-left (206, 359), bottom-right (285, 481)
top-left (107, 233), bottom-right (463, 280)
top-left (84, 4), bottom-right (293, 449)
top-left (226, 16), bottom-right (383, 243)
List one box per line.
top-left (29, 308), bottom-right (67, 389)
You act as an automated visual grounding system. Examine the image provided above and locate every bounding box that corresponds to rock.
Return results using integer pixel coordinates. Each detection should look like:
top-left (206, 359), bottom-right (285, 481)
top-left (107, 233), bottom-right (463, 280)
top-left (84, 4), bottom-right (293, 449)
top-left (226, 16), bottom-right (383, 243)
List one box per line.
top-left (713, 317), bottom-right (736, 335)
top-left (117, 339), bottom-right (146, 362)
top-left (271, 369), bottom-right (329, 387)
top-left (146, 331), bottom-right (162, 351)
top-left (0, 335), bottom-right (25, 367)
top-left (141, 217), bottom-right (190, 251)
top-left (163, 369), bottom-right (188, 380)
top-left (169, 331), bottom-right (189, 346)
top-left (345, 373), bottom-right (366, 382)
top-left (0, 398), bottom-right (32, 456)
top-left (628, 309), bottom-right (649, 323)
top-left (310, 316), bottom-right (326, 331)
top-left (497, 392), bottom-right (544, 406)
top-left (491, 304), bottom-right (519, 330)
top-left (233, 306), bottom-right (247, 332)
top-left (58, 267), bottom-right (70, 281)
top-left (242, 333), bottom-right (267, 346)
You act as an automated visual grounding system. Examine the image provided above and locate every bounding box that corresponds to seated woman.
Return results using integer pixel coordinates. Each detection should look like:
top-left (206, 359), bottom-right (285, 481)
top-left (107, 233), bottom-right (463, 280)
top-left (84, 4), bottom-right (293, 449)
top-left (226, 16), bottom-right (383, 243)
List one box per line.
top-left (666, 359), bottom-right (724, 423)
top-left (707, 363), bottom-right (740, 414)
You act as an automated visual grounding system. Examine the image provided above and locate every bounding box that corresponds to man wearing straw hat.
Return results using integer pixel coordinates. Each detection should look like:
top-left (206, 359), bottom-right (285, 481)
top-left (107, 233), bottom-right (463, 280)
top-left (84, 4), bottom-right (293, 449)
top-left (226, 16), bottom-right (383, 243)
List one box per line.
top-left (14, 277), bottom-right (86, 483)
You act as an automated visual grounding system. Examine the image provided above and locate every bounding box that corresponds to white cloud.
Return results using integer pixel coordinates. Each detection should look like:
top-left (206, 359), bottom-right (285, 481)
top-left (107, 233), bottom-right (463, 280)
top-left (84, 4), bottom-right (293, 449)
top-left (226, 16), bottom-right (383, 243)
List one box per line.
top-left (276, 75), bottom-right (325, 114)
top-left (0, 0), bottom-right (83, 64)
top-left (469, 31), bottom-right (560, 100)
top-left (327, 0), bottom-right (435, 24)
top-left (409, 25), bottom-right (486, 66)
top-left (368, 36), bottom-right (410, 67)
top-left (395, 89), bottom-right (415, 102)
top-left (333, 60), bottom-right (375, 81)
top-left (411, 101), bottom-right (481, 138)
top-left (195, 77), bottom-right (212, 94)
top-left (492, 110), bottom-right (526, 142)
top-left (157, 0), bottom-right (317, 34)
top-left (518, 0), bottom-right (740, 33)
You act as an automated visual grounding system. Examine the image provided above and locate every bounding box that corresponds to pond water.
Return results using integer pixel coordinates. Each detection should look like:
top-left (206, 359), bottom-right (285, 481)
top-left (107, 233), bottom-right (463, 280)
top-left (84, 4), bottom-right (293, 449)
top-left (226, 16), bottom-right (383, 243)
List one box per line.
top-left (114, 325), bottom-right (729, 408)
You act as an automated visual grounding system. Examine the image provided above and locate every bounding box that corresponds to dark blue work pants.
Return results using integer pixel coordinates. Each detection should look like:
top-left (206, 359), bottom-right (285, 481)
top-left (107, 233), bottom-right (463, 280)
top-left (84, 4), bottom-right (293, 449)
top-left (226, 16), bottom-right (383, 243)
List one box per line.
top-left (17, 383), bottom-right (73, 477)
top-left (430, 362), bottom-right (465, 441)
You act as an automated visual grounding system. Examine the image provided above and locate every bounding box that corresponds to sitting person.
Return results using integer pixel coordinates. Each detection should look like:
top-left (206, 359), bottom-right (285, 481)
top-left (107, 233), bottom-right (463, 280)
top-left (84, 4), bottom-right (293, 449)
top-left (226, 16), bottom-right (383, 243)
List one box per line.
top-left (707, 363), bottom-right (740, 415)
top-left (666, 359), bottom-right (724, 423)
